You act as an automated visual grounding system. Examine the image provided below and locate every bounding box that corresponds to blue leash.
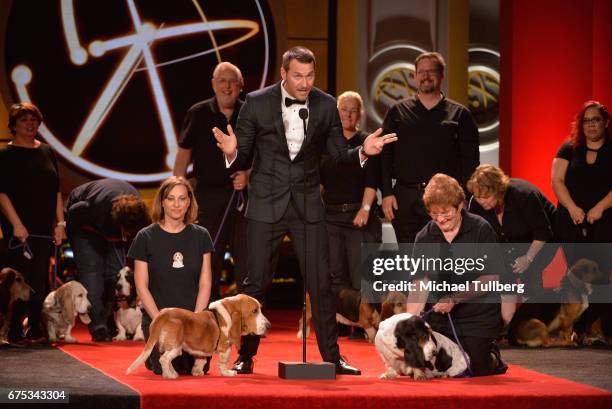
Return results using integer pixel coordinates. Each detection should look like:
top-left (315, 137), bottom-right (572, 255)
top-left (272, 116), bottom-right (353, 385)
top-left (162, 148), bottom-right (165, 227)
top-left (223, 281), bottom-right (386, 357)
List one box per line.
top-left (420, 308), bottom-right (473, 377)
top-left (9, 234), bottom-right (60, 290)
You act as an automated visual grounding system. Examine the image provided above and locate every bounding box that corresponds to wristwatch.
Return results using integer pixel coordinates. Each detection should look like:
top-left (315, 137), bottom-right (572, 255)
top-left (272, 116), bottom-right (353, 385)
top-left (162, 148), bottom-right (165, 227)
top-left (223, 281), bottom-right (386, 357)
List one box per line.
top-left (361, 203), bottom-right (371, 212)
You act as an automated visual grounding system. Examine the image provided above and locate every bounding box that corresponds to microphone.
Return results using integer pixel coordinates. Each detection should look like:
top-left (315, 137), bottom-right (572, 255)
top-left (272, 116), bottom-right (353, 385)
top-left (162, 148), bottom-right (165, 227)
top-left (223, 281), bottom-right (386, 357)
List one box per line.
top-left (299, 107), bottom-right (308, 120)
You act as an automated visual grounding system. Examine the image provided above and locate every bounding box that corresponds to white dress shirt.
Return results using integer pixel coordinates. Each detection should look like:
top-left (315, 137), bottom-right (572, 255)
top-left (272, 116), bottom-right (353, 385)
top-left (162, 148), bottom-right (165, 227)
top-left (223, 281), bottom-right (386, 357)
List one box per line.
top-left (280, 84), bottom-right (309, 160)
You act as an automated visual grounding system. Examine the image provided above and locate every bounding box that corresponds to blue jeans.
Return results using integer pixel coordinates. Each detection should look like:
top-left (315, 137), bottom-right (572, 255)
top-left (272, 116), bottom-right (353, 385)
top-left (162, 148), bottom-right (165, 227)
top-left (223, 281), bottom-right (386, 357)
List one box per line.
top-left (68, 228), bottom-right (124, 334)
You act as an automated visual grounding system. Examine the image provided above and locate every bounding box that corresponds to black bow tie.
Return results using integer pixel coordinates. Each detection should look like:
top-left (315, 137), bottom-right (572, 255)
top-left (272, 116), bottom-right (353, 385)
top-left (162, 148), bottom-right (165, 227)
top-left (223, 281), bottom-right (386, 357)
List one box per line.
top-left (285, 97), bottom-right (306, 107)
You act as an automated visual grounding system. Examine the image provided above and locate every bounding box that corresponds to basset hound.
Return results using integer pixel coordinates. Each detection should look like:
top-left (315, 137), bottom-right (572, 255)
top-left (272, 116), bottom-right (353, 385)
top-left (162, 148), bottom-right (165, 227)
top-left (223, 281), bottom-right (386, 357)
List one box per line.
top-left (375, 313), bottom-right (469, 380)
top-left (298, 290), bottom-right (407, 342)
top-left (42, 280), bottom-right (92, 343)
top-left (126, 294), bottom-right (270, 379)
top-left (509, 258), bottom-right (601, 347)
top-left (0, 267), bottom-right (33, 344)
top-left (114, 267), bottom-right (144, 341)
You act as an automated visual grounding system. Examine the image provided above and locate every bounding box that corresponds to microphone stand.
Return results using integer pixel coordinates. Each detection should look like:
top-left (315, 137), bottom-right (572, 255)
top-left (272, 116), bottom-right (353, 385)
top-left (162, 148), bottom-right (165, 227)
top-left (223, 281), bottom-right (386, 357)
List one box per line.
top-left (278, 107), bottom-right (336, 379)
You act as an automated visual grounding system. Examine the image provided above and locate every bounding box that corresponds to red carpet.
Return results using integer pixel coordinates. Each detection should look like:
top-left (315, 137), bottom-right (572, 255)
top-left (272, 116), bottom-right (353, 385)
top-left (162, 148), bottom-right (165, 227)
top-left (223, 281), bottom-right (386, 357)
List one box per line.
top-left (59, 310), bottom-right (611, 409)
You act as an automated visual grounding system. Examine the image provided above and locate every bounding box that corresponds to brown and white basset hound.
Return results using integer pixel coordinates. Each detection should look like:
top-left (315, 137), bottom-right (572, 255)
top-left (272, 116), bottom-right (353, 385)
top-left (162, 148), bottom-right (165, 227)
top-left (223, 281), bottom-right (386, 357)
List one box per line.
top-left (0, 267), bottom-right (34, 344)
top-left (126, 294), bottom-right (270, 379)
top-left (298, 290), bottom-right (407, 342)
top-left (42, 280), bottom-right (92, 343)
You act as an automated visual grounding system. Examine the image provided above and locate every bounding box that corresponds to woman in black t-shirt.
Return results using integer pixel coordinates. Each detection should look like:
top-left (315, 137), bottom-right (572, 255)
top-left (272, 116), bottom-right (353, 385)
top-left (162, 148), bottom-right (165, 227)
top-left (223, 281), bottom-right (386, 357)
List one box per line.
top-left (551, 100), bottom-right (611, 269)
top-left (0, 103), bottom-right (65, 343)
top-left (128, 176), bottom-right (213, 375)
top-left (467, 165), bottom-right (557, 321)
top-left (407, 174), bottom-right (507, 377)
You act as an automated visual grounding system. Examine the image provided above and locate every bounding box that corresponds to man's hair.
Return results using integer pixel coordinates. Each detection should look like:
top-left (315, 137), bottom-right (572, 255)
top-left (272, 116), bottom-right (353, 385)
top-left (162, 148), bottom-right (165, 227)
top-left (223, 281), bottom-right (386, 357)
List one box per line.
top-left (282, 46), bottom-right (316, 71)
top-left (414, 52), bottom-right (446, 74)
top-left (423, 173), bottom-right (465, 210)
top-left (570, 100), bottom-right (611, 148)
top-left (111, 195), bottom-right (151, 236)
top-left (151, 176), bottom-right (198, 225)
top-left (467, 164), bottom-right (510, 199)
top-left (8, 103), bottom-right (43, 136)
top-left (212, 61), bottom-right (244, 84)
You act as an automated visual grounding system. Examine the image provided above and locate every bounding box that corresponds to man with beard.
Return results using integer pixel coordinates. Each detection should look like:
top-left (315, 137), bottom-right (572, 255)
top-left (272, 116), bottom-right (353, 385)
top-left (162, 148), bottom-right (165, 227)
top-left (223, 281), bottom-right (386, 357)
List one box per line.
top-left (173, 62), bottom-right (249, 301)
top-left (381, 52), bottom-right (480, 243)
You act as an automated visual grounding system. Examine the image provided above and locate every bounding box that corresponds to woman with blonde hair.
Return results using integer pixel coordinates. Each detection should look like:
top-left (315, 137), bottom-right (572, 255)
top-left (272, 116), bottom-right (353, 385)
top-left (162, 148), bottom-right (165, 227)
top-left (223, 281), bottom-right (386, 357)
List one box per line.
top-left (128, 176), bottom-right (213, 375)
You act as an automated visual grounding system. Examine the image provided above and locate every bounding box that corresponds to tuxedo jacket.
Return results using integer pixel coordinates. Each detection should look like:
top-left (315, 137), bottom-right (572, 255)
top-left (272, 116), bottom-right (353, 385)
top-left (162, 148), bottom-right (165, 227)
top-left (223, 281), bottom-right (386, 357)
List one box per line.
top-left (231, 82), bottom-right (361, 223)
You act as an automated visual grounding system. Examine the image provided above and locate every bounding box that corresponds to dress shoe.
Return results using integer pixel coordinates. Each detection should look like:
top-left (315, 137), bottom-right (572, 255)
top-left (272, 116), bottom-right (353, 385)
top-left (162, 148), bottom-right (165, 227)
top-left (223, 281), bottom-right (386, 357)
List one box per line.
top-left (91, 328), bottom-right (112, 342)
top-left (232, 356), bottom-right (254, 374)
top-left (335, 359), bottom-right (361, 375)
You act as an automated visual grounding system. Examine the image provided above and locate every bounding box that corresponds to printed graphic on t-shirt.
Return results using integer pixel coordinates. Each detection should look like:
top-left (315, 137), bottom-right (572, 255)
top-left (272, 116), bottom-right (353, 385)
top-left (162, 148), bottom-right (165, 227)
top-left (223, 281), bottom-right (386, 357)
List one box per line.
top-left (172, 251), bottom-right (184, 268)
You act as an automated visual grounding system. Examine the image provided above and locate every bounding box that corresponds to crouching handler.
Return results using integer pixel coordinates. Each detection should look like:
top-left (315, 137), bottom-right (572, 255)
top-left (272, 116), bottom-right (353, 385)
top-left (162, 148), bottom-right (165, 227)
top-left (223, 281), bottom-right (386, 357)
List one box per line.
top-left (127, 176), bottom-right (213, 375)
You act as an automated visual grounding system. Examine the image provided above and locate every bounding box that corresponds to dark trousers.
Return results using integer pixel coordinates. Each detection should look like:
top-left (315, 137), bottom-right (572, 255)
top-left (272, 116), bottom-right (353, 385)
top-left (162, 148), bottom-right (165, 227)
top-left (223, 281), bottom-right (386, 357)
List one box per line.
top-left (392, 184), bottom-right (430, 243)
top-left (7, 237), bottom-right (53, 337)
top-left (327, 212), bottom-right (380, 293)
top-left (68, 228), bottom-right (123, 334)
top-left (437, 333), bottom-right (507, 377)
top-left (239, 202), bottom-right (340, 363)
top-left (196, 186), bottom-right (248, 301)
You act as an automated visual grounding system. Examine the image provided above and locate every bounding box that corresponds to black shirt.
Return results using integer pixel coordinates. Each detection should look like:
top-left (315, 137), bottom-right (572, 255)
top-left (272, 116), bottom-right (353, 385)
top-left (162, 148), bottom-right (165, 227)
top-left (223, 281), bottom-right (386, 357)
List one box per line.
top-left (178, 97), bottom-right (244, 188)
top-left (320, 131), bottom-right (380, 204)
top-left (65, 178), bottom-right (140, 239)
top-left (0, 143), bottom-right (59, 236)
top-left (468, 179), bottom-right (556, 243)
top-left (414, 210), bottom-right (504, 338)
top-left (381, 95), bottom-right (479, 196)
top-left (128, 223), bottom-right (214, 319)
top-left (556, 139), bottom-right (612, 212)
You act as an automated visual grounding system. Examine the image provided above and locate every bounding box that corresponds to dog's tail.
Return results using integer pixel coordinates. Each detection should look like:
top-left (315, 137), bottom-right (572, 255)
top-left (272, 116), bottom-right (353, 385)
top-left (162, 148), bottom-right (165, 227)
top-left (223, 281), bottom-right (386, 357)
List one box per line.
top-left (126, 318), bottom-right (160, 374)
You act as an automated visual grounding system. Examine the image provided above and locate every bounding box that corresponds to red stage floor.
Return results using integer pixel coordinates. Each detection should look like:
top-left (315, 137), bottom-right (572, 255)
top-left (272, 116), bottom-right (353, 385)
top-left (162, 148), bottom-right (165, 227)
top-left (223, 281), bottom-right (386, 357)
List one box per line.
top-left (59, 310), bottom-right (611, 409)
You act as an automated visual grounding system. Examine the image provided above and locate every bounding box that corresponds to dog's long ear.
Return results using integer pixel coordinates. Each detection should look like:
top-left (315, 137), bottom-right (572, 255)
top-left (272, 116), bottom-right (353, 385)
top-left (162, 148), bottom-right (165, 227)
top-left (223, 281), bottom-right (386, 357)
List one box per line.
top-left (0, 270), bottom-right (16, 310)
top-left (229, 310), bottom-right (242, 349)
top-left (395, 319), bottom-right (427, 369)
top-left (57, 284), bottom-right (76, 323)
top-left (380, 302), bottom-right (394, 322)
top-left (434, 347), bottom-right (453, 372)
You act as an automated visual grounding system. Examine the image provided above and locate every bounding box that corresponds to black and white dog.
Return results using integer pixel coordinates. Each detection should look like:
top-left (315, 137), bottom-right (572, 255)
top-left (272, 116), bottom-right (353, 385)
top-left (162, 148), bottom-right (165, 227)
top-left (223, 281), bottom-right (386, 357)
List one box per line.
top-left (375, 313), bottom-right (469, 380)
top-left (114, 267), bottom-right (144, 341)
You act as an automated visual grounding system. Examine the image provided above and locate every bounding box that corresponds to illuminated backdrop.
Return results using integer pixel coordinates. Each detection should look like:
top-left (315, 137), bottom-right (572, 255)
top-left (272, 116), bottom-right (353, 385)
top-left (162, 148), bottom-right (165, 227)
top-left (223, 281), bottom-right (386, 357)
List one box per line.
top-left (3, 0), bottom-right (276, 184)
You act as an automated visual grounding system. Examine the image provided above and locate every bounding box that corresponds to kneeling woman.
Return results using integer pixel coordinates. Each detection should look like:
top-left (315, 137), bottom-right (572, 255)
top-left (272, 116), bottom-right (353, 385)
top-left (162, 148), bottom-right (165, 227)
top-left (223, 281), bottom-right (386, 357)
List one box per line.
top-left (128, 176), bottom-right (213, 374)
top-left (406, 174), bottom-right (507, 377)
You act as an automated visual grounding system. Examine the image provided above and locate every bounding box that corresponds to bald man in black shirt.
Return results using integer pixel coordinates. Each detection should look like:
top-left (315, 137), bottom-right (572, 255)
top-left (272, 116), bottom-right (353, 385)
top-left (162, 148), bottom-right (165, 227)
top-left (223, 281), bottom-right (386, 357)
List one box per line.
top-left (381, 52), bottom-right (479, 243)
top-left (173, 62), bottom-right (249, 301)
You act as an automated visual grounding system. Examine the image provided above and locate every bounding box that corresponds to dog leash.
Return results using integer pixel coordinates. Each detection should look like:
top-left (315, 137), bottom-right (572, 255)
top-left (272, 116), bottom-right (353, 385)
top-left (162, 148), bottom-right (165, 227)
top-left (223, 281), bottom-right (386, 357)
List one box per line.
top-left (420, 308), bottom-right (473, 377)
top-left (9, 234), bottom-right (60, 290)
top-left (446, 311), bottom-right (473, 377)
top-left (212, 189), bottom-right (245, 247)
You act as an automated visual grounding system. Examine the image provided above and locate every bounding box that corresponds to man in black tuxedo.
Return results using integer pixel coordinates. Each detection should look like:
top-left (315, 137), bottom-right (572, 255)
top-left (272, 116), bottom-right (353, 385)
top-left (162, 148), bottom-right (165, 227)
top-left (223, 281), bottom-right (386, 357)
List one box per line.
top-left (213, 46), bottom-right (396, 375)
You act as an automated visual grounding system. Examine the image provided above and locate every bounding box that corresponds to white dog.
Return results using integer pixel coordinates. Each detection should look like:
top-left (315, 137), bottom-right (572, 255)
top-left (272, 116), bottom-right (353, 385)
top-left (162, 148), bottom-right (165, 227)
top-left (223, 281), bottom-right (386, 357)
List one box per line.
top-left (42, 281), bottom-right (92, 343)
top-left (114, 267), bottom-right (144, 341)
top-left (375, 313), bottom-right (469, 380)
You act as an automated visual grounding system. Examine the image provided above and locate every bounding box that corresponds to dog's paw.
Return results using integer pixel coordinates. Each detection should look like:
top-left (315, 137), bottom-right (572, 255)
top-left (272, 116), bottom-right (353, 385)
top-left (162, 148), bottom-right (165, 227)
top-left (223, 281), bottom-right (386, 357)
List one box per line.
top-left (113, 334), bottom-right (127, 341)
top-left (221, 369), bottom-right (237, 376)
top-left (64, 336), bottom-right (77, 343)
top-left (380, 372), bottom-right (397, 380)
top-left (192, 368), bottom-right (205, 376)
top-left (162, 370), bottom-right (179, 380)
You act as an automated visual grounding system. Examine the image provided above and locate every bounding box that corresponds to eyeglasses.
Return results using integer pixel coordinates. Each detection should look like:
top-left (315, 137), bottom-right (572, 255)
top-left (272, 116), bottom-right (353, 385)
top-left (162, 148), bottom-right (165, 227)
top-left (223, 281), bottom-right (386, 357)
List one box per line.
top-left (583, 117), bottom-right (604, 125)
top-left (428, 208), bottom-right (456, 220)
top-left (416, 69), bottom-right (440, 77)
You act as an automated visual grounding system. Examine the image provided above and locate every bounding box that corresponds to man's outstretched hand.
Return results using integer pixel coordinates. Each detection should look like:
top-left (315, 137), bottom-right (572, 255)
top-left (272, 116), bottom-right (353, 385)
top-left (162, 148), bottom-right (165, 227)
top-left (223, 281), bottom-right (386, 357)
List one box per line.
top-left (213, 124), bottom-right (238, 161)
top-left (363, 128), bottom-right (397, 156)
